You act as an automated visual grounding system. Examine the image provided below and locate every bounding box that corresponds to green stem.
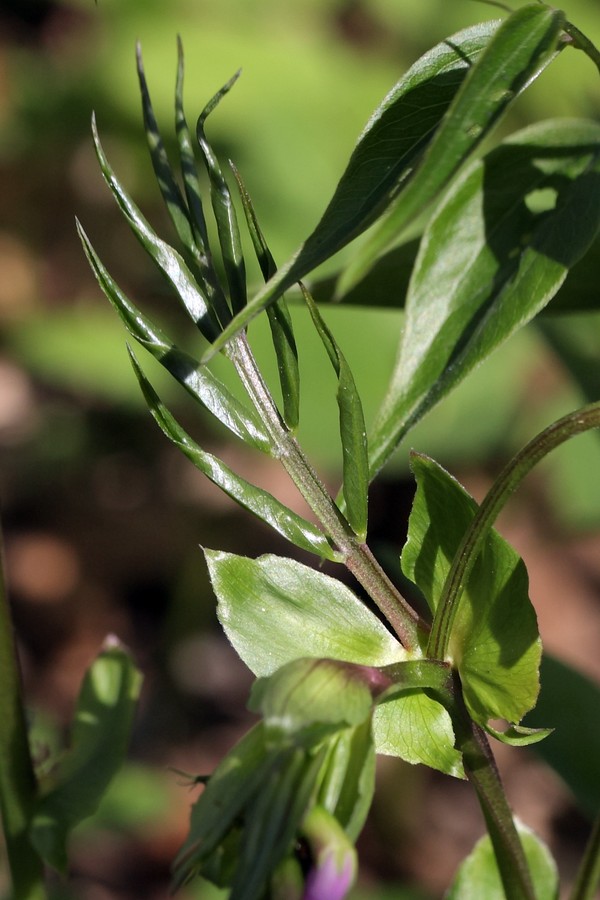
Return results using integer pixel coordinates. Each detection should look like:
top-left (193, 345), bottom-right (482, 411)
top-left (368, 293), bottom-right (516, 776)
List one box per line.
top-left (570, 812), bottom-right (600, 900)
top-left (227, 332), bottom-right (427, 651)
top-left (0, 523), bottom-right (47, 899)
top-left (563, 20), bottom-right (600, 76)
top-left (452, 675), bottom-right (536, 900)
top-left (428, 401), bottom-right (600, 660)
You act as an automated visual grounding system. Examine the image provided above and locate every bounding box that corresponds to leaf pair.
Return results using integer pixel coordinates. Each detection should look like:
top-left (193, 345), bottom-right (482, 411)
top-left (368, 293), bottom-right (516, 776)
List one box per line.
top-left (203, 4), bottom-right (566, 358)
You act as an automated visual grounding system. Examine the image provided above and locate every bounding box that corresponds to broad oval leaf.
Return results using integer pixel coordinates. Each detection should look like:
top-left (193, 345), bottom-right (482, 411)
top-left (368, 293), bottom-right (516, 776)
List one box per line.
top-left (201, 20), bottom-right (501, 358)
top-left (401, 454), bottom-right (541, 725)
top-left (446, 820), bottom-right (559, 900)
top-left (207, 550), bottom-right (406, 676)
top-left (30, 639), bottom-right (142, 873)
top-left (341, 3), bottom-right (565, 291)
top-left (369, 118), bottom-right (600, 477)
top-left (373, 692), bottom-right (464, 778)
top-left (128, 351), bottom-right (337, 560)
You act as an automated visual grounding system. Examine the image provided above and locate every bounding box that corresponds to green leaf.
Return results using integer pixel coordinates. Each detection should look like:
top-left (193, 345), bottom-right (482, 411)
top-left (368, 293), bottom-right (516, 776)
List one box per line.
top-left (526, 654), bottom-right (600, 818)
top-left (483, 722), bottom-right (553, 747)
top-left (369, 118), bottom-right (600, 477)
top-left (341, 3), bottom-right (565, 291)
top-left (136, 39), bottom-right (233, 330)
top-left (316, 719), bottom-right (375, 840)
top-left (401, 454), bottom-right (541, 725)
top-left (447, 820), bottom-right (559, 900)
top-left (250, 658), bottom-right (376, 737)
top-left (231, 161), bottom-right (300, 431)
top-left (196, 73), bottom-right (247, 315)
top-left (30, 639), bottom-right (142, 873)
top-left (373, 692), bottom-right (464, 778)
top-left (172, 723), bottom-right (270, 889)
top-left (78, 222), bottom-right (272, 453)
top-left (201, 19), bottom-right (501, 357)
top-left (207, 550), bottom-right (406, 677)
top-left (128, 351), bottom-right (337, 560)
top-left (91, 114), bottom-right (222, 341)
top-left (301, 285), bottom-right (368, 539)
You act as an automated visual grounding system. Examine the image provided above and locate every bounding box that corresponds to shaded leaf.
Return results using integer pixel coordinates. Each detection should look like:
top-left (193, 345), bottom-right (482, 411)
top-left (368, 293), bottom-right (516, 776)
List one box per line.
top-left (525, 654), bottom-right (600, 818)
top-left (316, 720), bottom-right (375, 840)
top-left (30, 639), bottom-right (142, 873)
top-left (232, 161), bottom-right (300, 430)
top-left (91, 115), bottom-right (222, 341)
top-left (369, 118), bottom-right (600, 477)
top-left (447, 820), bottom-right (559, 900)
top-left (78, 222), bottom-right (271, 453)
top-left (401, 454), bottom-right (541, 725)
top-left (341, 3), bottom-right (565, 291)
top-left (301, 285), bottom-right (368, 539)
top-left (201, 20), bottom-right (501, 357)
top-left (128, 351), bottom-right (337, 560)
top-left (207, 550), bottom-right (406, 676)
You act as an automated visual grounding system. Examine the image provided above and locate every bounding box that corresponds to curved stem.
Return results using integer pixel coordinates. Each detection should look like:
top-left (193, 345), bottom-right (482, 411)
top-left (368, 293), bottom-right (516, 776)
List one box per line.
top-left (0, 521), bottom-right (47, 899)
top-left (228, 332), bottom-right (427, 651)
top-left (570, 812), bottom-right (600, 900)
top-left (428, 401), bottom-right (600, 660)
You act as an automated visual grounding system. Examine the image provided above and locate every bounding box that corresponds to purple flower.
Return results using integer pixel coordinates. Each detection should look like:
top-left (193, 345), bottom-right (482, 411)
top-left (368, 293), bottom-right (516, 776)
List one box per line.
top-left (301, 806), bottom-right (357, 900)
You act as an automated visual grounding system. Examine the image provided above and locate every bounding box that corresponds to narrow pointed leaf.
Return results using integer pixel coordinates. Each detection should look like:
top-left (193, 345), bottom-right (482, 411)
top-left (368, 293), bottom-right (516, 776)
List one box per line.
top-left (402, 454), bottom-right (541, 725)
top-left (137, 38), bottom-right (231, 329)
top-left (369, 119), bottom-right (600, 477)
top-left (172, 723), bottom-right (269, 889)
top-left (92, 115), bottom-right (222, 341)
top-left (447, 821), bottom-right (559, 900)
top-left (206, 550), bottom-right (406, 677)
top-left (341, 3), bottom-right (565, 291)
top-left (232, 161), bottom-right (300, 430)
top-left (316, 720), bottom-right (375, 839)
top-left (136, 42), bottom-right (197, 260)
top-left (301, 285), bottom-right (368, 539)
top-left (201, 20), bottom-right (501, 358)
top-left (128, 351), bottom-right (337, 560)
top-left (30, 640), bottom-right (142, 873)
top-left (78, 222), bottom-right (271, 452)
top-left (196, 74), bottom-right (247, 314)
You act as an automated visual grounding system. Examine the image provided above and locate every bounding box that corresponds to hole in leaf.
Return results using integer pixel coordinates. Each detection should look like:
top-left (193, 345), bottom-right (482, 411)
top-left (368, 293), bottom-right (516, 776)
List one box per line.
top-left (524, 187), bottom-right (558, 215)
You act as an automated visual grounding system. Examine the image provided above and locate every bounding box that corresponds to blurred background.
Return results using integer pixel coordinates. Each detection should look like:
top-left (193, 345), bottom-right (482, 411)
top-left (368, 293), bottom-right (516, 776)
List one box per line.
top-left (1, 0), bottom-right (600, 897)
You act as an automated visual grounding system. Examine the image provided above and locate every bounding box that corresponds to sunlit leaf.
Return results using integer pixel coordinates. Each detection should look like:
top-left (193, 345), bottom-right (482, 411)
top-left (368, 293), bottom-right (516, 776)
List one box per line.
top-left (483, 722), bottom-right (552, 747)
top-left (128, 351), bottom-right (337, 560)
top-left (401, 454), bottom-right (541, 725)
top-left (447, 820), bottom-right (559, 900)
top-left (201, 20), bottom-right (501, 357)
top-left (196, 74), bottom-right (247, 314)
top-left (341, 3), bottom-right (565, 291)
top-left (369, 118), bottom-right (600, 477)
top-left (30, 639), bottom-right (142, 873)
top-left (301, 285), bottom-right (368, 539)
top-left (78, 222), bottom-right (271, 452)
top-left (91, 115), bottom-right (222, 341)
top-left (373, 692), bottom-right (464, 778)
top-left (207, 550), bottom-right (406, 676)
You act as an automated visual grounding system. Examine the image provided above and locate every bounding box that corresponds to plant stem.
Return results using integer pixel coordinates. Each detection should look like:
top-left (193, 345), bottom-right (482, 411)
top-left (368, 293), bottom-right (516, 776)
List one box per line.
top-left (228, 332), bottom-right (427, 651)
top-left (451, 674), bottom-right (536, 900)
top-left (570, 812), bottom-right (600, 900)
top-left (0, 523), bottom-right (47, 899)
top-left (428, 401), bottom-right (600, 660)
